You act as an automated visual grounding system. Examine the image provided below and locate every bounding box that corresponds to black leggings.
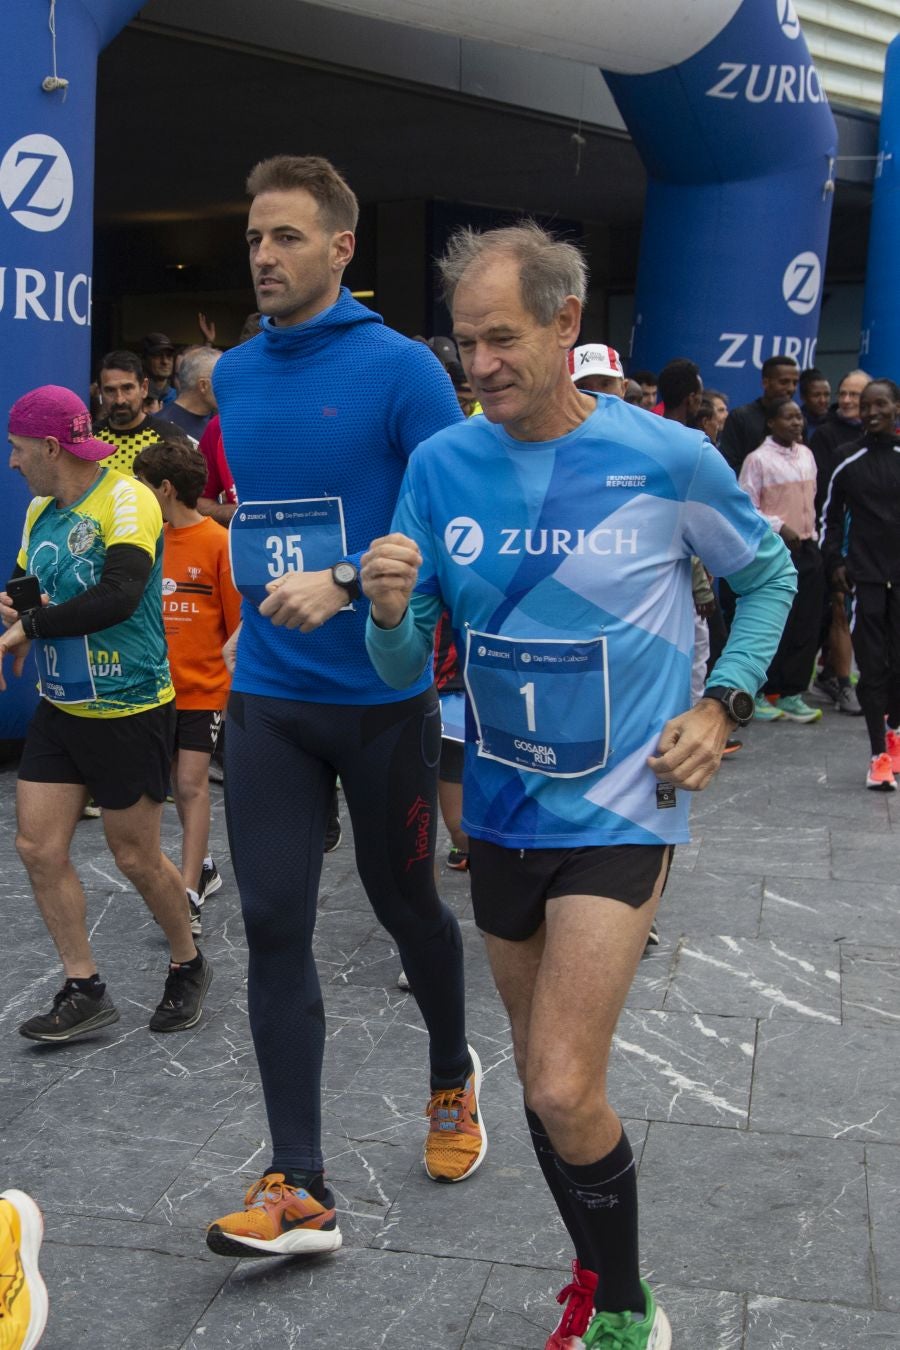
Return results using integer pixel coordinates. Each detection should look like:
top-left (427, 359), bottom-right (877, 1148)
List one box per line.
top-left (225, 687), bottom-right (468, 1174)
top-left (850, 582), bottom-right (900, 755)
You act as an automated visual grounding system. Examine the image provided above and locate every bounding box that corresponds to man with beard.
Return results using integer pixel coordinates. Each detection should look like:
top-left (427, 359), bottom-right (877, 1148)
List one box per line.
top-left (95, 350), bottom-right (178, 477)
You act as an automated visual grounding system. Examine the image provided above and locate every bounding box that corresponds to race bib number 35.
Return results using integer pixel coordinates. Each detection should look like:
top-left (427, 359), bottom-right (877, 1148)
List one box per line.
top-left (228, 498), bottom-right (348, 605)
top-left (464, 631), bottom-right (609, 777)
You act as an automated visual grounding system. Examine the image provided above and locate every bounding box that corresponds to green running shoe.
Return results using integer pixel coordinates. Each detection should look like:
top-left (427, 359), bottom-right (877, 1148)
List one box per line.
top-left (753, 693), bottom-right (783, 721)
top-left (773, 694), bottom-right (822, 723)
top-left (582, 1280), bottom-right (671, 1349)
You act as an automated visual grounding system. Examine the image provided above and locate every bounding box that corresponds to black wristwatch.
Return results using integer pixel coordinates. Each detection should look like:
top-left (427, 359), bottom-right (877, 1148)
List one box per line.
top-left (702, 686), bottom-right (754, 727)
top-left (331, 560), bottom-right (361, 602)
top-left (19, 609), bottom-right (40, 640)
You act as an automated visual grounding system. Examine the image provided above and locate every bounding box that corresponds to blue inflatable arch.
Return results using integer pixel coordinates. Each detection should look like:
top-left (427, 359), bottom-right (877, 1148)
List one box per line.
top-left (860, 33), bottom-right (900, 377)
top-left (0, 0), bottom-right (837, 735)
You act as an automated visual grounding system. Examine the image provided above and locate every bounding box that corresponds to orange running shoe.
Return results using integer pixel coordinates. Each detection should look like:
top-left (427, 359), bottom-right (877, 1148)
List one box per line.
top-left (546, 1260), bottom-right (599, 1349)
top-left (205, 1173), bottom-right (343, 1258)
top-left (886, 728), bottom-right (900, 775)
top-left (866, 753), bottom-right (897, 792)
top-left (424, 1045), bottom-right (487, 1183)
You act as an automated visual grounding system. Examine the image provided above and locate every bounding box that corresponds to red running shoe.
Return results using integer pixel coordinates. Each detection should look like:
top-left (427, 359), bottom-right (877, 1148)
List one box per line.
top-left (545, 1260), bottom-right (598, 1349)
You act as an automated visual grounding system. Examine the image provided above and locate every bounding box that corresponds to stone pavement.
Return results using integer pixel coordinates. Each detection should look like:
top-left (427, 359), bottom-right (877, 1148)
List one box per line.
top-left (1, 701), bottom-right (898, 1349)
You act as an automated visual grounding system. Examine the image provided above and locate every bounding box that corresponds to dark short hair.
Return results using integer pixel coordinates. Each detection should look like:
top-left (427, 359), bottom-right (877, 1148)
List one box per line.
top-left (245, 155), bottom-right (359, 233)
top-left (630, 369), bottom-right (657, 386)
top-left (863, 378), bottom-right (900, 403)
top-left (799, 366), bottom-right (828, 395)
top-left (132, 430), bottom-right (207, 508)
top-left (98, 350), bottom-right (144, 382)
top-left (657, 358), bottom-right (701, 409)
top-left (761, 355), bottom-right (799, 379)
top-left (704, 388), bottom-right (728, 405)
top-left (765, 397), bottom-right (801, 427)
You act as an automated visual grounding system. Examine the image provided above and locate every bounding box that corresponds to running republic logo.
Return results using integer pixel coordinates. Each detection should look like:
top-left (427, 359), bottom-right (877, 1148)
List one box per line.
top-left (445, 517), bottom-right (638, 564)
top-left (405, 796), bottom-right (432, 871)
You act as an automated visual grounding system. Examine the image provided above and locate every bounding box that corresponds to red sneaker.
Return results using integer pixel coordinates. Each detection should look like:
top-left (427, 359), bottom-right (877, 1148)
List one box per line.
top-left (886, 729), bottom-right (900, 775)
top-left (866, 753), bottom-right (897, 792)
top-left (545, 1260), bottom-right (598, 1349)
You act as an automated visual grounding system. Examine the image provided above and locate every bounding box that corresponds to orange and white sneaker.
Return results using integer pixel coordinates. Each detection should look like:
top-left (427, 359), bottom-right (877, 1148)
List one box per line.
top-left (866, 753), bottom-right (897, 792)
top-left (205, 1173), bottom-right (343, 1259)
top-left (886, 728), bottom-right (900, 775)
top-left (546, 1260), bottom-right (598, 1349)
top-left (424, 1045), bottom-right (487, 1183)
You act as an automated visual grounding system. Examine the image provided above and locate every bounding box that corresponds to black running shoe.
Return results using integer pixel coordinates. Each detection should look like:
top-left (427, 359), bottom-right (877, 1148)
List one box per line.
top-left (19, 982), bottom-right (119, 1043)
top-left (198, 858), bottom-right (222, 901)
top-left (446, 848), bottom-right (470, 871)
top-left (149, 954), bottom-right (212, 1033)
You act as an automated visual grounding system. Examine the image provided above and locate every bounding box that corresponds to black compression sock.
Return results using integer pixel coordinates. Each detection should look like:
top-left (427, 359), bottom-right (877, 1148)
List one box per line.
top-left (430, 1052), bottom-right (472, 1093)
top-left (555, 1130), bottom-right (645, 1316)
top-left (524, 1104), bottom-right (593, 1269)
top-left (278, 1168), bottom-right (327, 1203)
top-left (70, 974), bottom-right (104, 998)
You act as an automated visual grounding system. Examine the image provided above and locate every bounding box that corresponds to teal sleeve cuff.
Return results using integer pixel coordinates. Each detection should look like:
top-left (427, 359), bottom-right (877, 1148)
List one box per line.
top-left (708, 530), bottom-right (798, 694)
top-left (366, 592), bottom-right (442, 689)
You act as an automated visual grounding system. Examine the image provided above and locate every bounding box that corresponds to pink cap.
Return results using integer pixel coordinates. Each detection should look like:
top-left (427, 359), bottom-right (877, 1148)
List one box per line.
top-left (8, 385), bottom-right (116, 461)
top-left (568, 344), bottom-right (625, 382)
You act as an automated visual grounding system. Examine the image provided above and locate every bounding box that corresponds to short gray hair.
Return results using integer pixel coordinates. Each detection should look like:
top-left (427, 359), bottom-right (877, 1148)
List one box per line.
top-left (177, 346), bottom-right (221, 391)
top-left (438, 222), bottom-right (588, 326)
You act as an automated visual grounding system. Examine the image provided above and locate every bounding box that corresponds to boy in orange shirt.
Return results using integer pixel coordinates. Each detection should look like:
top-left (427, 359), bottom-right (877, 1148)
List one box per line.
top-left (133, 432), bottom-right (241, 933)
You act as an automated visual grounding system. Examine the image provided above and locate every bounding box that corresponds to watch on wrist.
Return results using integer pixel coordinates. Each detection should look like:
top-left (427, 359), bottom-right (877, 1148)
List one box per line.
top-left (702, 686), bottom-right (754, 727)
top-left (19, 608), bottom-right (39, 640)
top-left (331, 560), bottom-right (361, 603)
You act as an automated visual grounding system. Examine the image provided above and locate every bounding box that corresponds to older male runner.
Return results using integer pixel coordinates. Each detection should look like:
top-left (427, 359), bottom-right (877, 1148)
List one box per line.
top-left (362, 223), bottom-right (795, 1350)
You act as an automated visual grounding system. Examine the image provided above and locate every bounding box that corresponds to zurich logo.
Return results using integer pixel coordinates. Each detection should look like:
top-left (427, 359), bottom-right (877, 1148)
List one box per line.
top-left (0, 134), bottom-right (74, 232)
top-left (777, 0), bottom-right (801, 40)
top-left (782, 251), bottom-right (821, 316)
top-left (444, 516), bottom-right (484, 566)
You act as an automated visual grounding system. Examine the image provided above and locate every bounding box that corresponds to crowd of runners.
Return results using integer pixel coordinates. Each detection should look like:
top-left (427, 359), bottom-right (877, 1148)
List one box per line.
top-left (1, 153), bottom-right (898, 1350)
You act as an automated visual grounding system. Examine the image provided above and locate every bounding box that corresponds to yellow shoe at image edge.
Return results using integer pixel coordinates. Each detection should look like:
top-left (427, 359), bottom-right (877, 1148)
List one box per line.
top-left (0, 1190), bottom-right (48, 1350)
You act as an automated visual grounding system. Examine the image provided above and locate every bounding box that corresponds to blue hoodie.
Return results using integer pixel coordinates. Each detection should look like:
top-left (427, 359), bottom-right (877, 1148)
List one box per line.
top-left (213, 288), bottom-right (463, 703)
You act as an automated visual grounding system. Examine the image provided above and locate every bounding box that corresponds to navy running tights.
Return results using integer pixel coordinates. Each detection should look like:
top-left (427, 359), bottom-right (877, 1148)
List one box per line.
top-left (225, 687), bottom-right (468, 1173)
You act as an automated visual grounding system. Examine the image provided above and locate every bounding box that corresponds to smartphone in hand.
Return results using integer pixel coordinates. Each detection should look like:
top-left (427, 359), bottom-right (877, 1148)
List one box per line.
top-left (6, 575), bottom-right (42, 614)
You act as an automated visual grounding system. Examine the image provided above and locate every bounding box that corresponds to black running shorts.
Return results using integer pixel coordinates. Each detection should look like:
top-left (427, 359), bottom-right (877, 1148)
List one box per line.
top-left (468, 839), bottom-right (673, 941)
top-left (439, 736), bottom-right (464, 785)
top-left (18, 698), bottom-right (176, 811)
top-left (175, 708), bottom-right (223, 756)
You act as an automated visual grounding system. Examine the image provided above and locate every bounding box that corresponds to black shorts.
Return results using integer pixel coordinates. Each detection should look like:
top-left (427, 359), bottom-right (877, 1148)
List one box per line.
top-left (174, 708), bottom-right (223, 756)
top-left (468, 839), bottom-right (673, 941)
top-left (439, 736), bottom-right (464, 785)
top-left (18, 699), bottom-right (176, 811)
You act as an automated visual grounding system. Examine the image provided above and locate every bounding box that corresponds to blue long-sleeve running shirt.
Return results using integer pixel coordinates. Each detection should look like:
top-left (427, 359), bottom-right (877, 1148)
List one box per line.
top-left (367, 397), bottom-right (797, 848)
top-left (213, 288), bottom-right (463, 703)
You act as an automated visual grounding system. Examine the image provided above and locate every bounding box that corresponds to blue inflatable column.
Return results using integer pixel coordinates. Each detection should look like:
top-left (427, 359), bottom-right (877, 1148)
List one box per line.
top-left (0, 0), bottom-right (142, 737)
top-left (860, 35), bottom-right (900, 378)
top-left (604, 0), bottom-right (837, 405)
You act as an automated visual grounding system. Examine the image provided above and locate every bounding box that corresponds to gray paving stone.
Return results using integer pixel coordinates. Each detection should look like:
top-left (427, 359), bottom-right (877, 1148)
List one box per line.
top-left (658, 868), bottom-right (764, 938)
top-left (759, 876), bottom-right (900, 945)
top-left (639, 1123), bottom-right (871, 1305)
top-left (613, 1007), bottom-right (755, 1128)
top-left (694, 822), bottom-right (832, 879)
top-left (664, 935), bottom-right (841, 1024)
top-left (745, 1294), bottom-right (900, 1347)
top-left (751, 1022), bottom-right (900, 1142)
top-left (866, 1144), bottom-right (900, 1312)
top-left (841, 946), bottom-right (900, 1028)
top-left (183, 1248), bottom-right (489, 1350)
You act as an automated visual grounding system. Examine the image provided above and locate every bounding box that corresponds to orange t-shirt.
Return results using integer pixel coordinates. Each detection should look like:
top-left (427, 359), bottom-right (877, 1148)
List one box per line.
top-left (161, 517), bottom-right (242, 710)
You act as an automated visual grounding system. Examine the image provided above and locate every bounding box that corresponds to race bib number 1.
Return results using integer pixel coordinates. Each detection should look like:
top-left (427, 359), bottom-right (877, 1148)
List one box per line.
top-left (229, 498), bottom-right (348, 606)
top-left (464, 631), bottom-right (609, 777)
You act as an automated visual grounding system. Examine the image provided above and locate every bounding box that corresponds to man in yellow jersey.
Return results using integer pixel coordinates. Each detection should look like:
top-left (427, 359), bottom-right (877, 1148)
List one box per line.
top-left (0, 385), bottom-right (212, 1042)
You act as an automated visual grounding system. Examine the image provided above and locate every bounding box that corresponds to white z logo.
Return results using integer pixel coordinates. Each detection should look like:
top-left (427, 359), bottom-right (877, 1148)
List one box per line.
top-left (0, 134), bottom-right (74, 232)
top-left (444, 516), bottom-right (484, 565)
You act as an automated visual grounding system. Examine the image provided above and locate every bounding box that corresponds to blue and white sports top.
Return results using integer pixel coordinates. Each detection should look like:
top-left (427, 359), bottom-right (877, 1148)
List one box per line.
top-left (368, 397), bottom-right (796, 848)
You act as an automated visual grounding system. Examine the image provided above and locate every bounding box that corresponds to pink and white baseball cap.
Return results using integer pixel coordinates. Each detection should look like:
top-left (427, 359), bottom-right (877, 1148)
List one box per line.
top-left (8, 385), bottom-right (115, 461)
top-left (568, 344), bottom-right (625, 381)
